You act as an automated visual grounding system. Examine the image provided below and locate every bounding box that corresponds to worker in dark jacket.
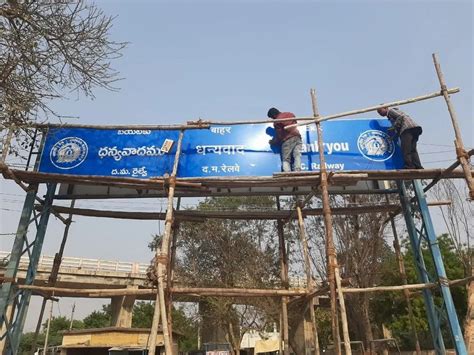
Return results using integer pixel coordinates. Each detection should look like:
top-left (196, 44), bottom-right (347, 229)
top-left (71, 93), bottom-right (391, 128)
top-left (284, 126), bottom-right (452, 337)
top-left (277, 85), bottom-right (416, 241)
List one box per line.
top-left (377, 106), bottom-right (423, 169)
top-left (267, 107), bottom-right (302, 172)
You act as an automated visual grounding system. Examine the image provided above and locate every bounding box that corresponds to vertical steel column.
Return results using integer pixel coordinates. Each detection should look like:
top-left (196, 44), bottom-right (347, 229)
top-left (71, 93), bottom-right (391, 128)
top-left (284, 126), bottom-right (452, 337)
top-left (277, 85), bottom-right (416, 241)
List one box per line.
top-left (399, 179), bottom-right (467, 354)
top-left (0, 184), bottom-right (38, 353)
top-left (411, 180), bottom-right (467, 354)
top-left (397, 180), bottom-right (445, 354)
top-left (0, 183), bottom-right (56, 354)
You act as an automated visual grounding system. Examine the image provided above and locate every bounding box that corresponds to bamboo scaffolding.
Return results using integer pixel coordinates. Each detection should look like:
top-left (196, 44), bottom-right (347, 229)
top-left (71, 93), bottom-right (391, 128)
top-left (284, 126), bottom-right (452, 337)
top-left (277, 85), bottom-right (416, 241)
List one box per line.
top-left (2, 163), bottom-right (472, 194)
top-left (2, 56), bottom-right (471, 355)
top-left (423, 149), bottom-right (473, 192)
top-left (382, 153), bottom-right (473, 225)
top-left (4, 86), bottom-right (455, 132)
top-left (148, 131), bottom-right (184, 355)
top-left (432, 54), bottom-right (474, 199)
top-left (296, 205), bottom-right (320, 355)
top-left (167, 198), bottom-right (181, 349)
top-left (310, 89), bottom-right (344, 355)
top-left (286, 87), bottom-right (460, 129)
top-left (276, 198), bottom-right (290, 355)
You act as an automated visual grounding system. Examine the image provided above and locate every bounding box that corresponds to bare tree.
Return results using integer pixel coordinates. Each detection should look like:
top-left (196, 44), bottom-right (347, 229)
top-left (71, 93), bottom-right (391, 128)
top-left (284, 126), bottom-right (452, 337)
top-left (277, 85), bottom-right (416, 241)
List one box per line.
top-left (0, 0), bottom-right (126, 127)
top-left (306, 194), bottom-right (392, 346)
top-left (148, 197), bottom-right (280, 354)
top-left (430, 180), bottom-right (474, 348)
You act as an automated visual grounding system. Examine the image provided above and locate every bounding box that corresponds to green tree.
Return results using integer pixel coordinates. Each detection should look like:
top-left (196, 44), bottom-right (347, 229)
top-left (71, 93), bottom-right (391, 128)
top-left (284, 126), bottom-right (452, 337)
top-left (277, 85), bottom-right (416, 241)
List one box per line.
top-left (132, 301), bottom-right (154, 328)
top-left (83, 304), bottom-right (112, 329)
top-left (148, 196), bottom-right (280, 354)
top-left (19, 316), bottom-right (84, 354)
top-left (131, 301), bottom-right (198, 351)
top-left (372, 234), bottom-right (467, 349)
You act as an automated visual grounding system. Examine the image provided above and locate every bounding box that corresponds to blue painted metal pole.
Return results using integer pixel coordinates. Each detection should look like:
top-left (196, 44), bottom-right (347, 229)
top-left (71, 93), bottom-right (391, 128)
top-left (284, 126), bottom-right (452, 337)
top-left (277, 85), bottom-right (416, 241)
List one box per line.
top-left (0, 184), bottom-right (38, 349)
top-left (397, 181), bottom-right (445, 354)
top-left (9, 183), bottom-right (57, 354)
top-left (412, 180), bottom-right (467, 354)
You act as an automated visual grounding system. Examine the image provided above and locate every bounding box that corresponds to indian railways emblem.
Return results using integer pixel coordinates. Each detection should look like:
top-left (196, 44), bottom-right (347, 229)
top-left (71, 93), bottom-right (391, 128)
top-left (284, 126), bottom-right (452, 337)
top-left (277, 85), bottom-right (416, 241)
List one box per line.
top-left (50, 137), bottom-right (88, 169)
top-left (357, 130), bottom-right (395, 162)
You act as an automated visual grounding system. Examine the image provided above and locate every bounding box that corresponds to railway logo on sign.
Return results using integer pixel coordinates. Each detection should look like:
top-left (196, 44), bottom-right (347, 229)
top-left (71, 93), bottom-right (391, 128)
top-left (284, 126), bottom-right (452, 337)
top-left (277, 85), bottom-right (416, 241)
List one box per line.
top-left (357, 130), bottom-right (395, 162)
top-left (50, 137), bottom-right (88, 169)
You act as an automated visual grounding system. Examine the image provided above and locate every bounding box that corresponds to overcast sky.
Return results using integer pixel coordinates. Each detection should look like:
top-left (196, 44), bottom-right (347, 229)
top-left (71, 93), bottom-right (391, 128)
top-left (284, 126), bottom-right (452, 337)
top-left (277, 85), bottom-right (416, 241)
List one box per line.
top-left (1, 0), bottom-right (473, 330)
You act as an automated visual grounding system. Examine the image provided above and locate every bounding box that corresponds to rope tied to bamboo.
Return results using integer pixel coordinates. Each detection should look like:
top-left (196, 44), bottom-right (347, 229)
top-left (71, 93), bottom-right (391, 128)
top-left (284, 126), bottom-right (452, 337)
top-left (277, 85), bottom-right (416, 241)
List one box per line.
top-left (155, 255), bottom-right (168, 265)
top-left (438, 276), bottom-right (450, 287)
top-left (186, 118), bottom-right (211, 127)
top-left (456, 147), bottom-right (470, 161)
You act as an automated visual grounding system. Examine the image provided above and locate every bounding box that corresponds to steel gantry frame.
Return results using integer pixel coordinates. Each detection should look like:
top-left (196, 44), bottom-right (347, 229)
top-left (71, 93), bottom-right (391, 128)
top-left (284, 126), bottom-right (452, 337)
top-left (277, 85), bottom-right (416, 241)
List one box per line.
top-left (0, 182), bottom-right (56, 354)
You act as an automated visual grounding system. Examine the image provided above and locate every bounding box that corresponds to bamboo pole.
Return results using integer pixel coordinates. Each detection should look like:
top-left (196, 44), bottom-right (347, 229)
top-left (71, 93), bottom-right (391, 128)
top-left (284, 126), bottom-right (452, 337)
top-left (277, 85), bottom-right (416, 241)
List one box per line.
top-left (341, 276), bottom-right (474, 293)
top-left (17, 284), bottom-right (309, 298)
top-left (287, 87), bottom-right (460, 129)
top-left (149, 131), bottom-right (184, 355)
top-left (10, 86), bottom-right (457, 131)
top-left (32, 123), bottom-right (210, 130)
top-left (423, 149), bottom-right (473, 192)
top-left (296, 205), bottom-right (320, 355)
top-left (18, 276), bottom-right (474, 297)
top-left (38, 203), bottom-right (408, 221)
top-left (43, 298), bottom-right (54, 355)
top-left (167, 198), bottom-right (181, 349)
top-left (432, 53), bottom-right (474, 199)
top-left (386, 196), bottom-right (421, 355)
top-left (1, 125), bottom-right (14, 163)
top-left (69, 302), bottom-right (76, 330)
top-left (310, 89), bottom-right (343, 355)
top-left (2, 163), bottom-right (471, 191)
top-left (276, 198), bottom-right (290, 355)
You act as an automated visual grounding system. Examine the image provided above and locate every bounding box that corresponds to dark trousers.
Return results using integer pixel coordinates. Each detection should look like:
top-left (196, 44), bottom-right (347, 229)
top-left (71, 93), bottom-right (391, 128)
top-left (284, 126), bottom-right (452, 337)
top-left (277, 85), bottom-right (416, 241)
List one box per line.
top-left (400, 127), bottom-right (423, 169)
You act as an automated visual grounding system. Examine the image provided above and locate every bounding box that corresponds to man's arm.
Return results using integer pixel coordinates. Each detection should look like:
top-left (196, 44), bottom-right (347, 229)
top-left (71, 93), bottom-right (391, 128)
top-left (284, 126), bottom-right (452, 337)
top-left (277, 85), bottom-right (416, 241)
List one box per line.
top-left (269, 123), bottom-right (283, 145)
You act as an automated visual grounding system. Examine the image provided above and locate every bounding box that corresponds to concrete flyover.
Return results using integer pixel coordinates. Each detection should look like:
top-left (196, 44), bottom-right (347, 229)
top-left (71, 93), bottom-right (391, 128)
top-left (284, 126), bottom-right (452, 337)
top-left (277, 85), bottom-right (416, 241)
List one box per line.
top-left (0, 251), bottom-right (316, 343)
top-left (0, 251), bottom-right (309, 299)
top-left (0, 251), bottom-right (151, 297)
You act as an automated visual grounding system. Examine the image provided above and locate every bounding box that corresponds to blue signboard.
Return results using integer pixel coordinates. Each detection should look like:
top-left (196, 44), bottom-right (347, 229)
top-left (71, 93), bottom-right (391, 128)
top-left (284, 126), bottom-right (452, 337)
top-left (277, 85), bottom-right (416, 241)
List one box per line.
top-left (38, 119), bottom-right (403, 178)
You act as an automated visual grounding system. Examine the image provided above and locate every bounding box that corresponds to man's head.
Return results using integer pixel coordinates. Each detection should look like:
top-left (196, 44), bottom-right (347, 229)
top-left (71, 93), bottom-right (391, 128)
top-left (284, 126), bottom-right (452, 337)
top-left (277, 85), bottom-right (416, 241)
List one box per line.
top-left (267, 107), bottom-right (280, 119)
top-left (377, 107), bottom-right (389, 117)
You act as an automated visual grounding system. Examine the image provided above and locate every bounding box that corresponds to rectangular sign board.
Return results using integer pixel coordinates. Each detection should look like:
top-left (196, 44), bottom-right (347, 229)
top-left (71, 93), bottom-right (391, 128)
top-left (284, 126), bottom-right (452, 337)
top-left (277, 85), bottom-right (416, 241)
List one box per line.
top-left (38, 119), bottom-right (403, 179)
